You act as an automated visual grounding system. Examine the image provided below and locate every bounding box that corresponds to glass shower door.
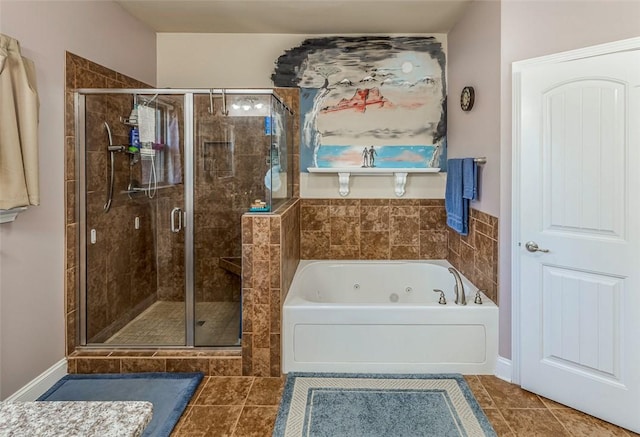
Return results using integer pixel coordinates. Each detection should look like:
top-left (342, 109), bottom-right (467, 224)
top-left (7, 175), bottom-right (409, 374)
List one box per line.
top-left (191, 93), bottom-right (264, 346)
top-left (80, 91), bottom-right (187, 346)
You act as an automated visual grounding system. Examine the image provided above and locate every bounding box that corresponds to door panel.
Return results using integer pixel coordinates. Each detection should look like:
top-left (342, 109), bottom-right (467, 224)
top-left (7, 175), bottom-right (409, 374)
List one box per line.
top-left (518, 48), bottom-right (640, 432)
top-left (545, 81), bottom-right (626, 236)
top-left (542, 266), bottom-right (621, 378)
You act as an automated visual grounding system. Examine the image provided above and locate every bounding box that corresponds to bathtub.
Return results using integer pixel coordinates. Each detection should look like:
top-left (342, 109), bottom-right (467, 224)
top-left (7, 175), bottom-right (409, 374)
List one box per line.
top-left (282, 260), bottom-right (498, 374)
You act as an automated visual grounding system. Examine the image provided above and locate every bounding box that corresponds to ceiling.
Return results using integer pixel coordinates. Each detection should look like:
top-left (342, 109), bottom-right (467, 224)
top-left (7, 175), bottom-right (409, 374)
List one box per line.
top-left (116, 0), bottom-right (473, 34)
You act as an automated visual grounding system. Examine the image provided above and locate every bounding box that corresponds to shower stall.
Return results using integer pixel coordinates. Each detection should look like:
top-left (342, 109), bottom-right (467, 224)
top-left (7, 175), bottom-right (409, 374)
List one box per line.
top-left (76, 89), bottom-right (293, 348)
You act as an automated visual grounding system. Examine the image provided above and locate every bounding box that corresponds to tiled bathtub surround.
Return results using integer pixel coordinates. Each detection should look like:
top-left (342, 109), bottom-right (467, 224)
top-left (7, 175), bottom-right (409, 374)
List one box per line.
top-left (299, 198), bottom-right (499, 303)
top-left (300, 199), bottom-right (448, 260)
top-left (242, 199), bottom-right (300, 377)
top-left (447, 208), bottom-right (499, 303)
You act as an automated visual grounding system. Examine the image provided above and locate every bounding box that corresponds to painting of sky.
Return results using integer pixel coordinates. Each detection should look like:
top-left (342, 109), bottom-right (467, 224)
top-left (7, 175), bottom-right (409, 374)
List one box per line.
top-left (272, 36), bottom-right (447, 170)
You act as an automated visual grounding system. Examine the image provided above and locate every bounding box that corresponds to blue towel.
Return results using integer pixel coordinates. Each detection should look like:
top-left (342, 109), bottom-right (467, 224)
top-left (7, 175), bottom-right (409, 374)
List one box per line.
top-left (462, 158), bottom-right (478, 200)
top-left (445, 158), bottom-right (469, 235)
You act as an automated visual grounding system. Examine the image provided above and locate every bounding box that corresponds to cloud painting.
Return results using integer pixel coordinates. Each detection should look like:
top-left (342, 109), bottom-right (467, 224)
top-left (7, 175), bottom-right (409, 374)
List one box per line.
top-left (272, 36), bottom-right (447, 171)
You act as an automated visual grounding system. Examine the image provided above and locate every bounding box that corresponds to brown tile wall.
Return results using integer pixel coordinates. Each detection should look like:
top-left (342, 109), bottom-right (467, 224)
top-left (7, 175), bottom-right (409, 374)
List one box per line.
top-left (84, 92), bottom-right (163, 341)
top-left (66, 60), bottom-right (301, 374)
top-left (193, 95), bottom-right (271, 303)
top-left (447, 208), bottom-right (499, 303)
top-left (155, 185), bottom-right (187, 302)
top-left (241, 199), bottom-right (300, 376)
top-left (65, 52), bottom-right (152, 352)
top-left (299, 198), bottom-right (498, 303)
top-left (300, 199), bottom-right (448, 260)
top-left (67, 349), bottom-right (242, 376)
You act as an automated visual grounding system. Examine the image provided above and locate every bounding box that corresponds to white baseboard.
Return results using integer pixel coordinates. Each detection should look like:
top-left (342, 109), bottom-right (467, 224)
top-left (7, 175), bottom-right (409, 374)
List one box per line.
top-left (494, 356), bottom-right (512, 383)
top-left (5, 358), bottom-right (68, 402)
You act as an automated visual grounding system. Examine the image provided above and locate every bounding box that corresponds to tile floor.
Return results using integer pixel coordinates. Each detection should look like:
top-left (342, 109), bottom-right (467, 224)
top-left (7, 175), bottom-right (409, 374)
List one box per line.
top-left (170, 375), bottom-right (638, 437)
top-left (105, 301), bottom-right (240, 346)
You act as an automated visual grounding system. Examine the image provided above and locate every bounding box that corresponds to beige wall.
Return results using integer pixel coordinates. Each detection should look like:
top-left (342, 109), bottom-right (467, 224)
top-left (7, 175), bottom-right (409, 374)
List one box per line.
top-left (447, 0), bottom-right (505, 353)
top-left (447, 1), bottom-right (501, 218)
top-left (157, 33), bottom-right (306, 88)
top-left (157, 33), bottom-right (449, 199)
top-left (499, 0), bottom-right (640, 359)
top-left (0, 0), bottom-right (156, 399)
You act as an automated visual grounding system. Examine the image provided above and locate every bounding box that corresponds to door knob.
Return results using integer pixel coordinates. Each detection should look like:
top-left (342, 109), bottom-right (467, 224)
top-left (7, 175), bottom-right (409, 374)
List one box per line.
top-left (525, 241), bottom-right (549, 253)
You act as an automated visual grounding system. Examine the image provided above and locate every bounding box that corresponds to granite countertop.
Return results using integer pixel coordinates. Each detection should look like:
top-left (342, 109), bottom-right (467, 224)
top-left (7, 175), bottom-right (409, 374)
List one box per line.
top-left (0, 401), bottom-right (153, 437)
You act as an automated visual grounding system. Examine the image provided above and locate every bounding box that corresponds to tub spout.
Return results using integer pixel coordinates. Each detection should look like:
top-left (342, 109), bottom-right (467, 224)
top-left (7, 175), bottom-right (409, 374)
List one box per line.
top-left (448, 267), bottom-right (466, 305)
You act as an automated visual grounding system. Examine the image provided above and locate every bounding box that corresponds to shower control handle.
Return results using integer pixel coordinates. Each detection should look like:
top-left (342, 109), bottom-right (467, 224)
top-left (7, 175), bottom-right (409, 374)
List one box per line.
top-left (171, 207), bottom-right (183, 233)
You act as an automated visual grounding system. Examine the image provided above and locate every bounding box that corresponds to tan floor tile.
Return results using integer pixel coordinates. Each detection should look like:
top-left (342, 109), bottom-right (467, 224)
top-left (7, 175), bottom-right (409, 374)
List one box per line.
top-left (501, 408), bottom-right (571, 436)
top-left (195, 376), bottom-right (254, 405)
top-left (552, 409), bottom-right (630, 437)
top-left (478, 376), bottom-right (546, 409)
top-left (169, 373), bottom-right (637, 437)
top-left (232, 406), bottom-right (279, 437)
top-left (170, 405), bottom-right (192, 435)
top-left (483, 408), bottom-right (515, 437)
top-left (188, 376), bottom-right (210, 406)
top-left (176, 405), bottom-right (242, 437)
top-left (245, 377), bottom-right (285, 406)
top-left (465, 375), bottom-right (496, 409)
top-left (538, 396), bottom-right (571, 409)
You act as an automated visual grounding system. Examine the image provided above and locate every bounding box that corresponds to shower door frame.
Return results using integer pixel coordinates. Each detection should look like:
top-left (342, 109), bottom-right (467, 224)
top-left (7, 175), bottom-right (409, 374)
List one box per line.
top-left (76, 88), bottom-right (285, 348)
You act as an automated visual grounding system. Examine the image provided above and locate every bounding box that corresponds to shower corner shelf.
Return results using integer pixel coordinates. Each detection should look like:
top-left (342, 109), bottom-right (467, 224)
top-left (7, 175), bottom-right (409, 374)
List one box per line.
top-left (220, 257), bottom-right (242, 276)
top-left (306, 167), bottom-right (441, 197)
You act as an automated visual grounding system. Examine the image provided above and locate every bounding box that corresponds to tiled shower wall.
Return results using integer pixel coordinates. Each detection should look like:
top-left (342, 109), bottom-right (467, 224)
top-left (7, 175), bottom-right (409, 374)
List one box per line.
top-left (65, 52), bottom-right (152, 352)
top-left (299, 198), bottom-right (499, 303)
top-left (83, 92), bottom-right (161, 342)
top-left (192, 96), bottom-right (270, 304)
top-left (66, 63), bottom-right (301, 374)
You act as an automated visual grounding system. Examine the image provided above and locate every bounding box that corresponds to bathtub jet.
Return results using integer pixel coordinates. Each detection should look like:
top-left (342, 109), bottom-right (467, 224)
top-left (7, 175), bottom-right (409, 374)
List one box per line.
top-left (282, 260), bottom-right (499, 375)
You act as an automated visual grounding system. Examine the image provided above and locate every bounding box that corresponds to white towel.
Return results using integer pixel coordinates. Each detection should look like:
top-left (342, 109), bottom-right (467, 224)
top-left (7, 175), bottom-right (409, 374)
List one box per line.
top-left (137, 105), bottom-right (156, 144)
top-left (0, 33), bottom-right (40, 209)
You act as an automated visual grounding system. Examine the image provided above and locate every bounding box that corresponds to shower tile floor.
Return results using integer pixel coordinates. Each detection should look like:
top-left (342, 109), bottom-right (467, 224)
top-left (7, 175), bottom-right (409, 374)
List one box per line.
top-left (105, 301), bottom-right (240, 346)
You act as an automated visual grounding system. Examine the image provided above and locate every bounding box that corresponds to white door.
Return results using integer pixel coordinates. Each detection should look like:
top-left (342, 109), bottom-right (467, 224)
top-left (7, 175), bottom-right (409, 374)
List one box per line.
top-left (517, 46), bottom-right (640, 432)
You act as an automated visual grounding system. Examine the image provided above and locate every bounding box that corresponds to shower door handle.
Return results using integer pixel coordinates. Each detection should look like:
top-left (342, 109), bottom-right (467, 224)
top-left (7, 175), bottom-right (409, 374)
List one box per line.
top-left (170, 207), bottom-right (183, 233)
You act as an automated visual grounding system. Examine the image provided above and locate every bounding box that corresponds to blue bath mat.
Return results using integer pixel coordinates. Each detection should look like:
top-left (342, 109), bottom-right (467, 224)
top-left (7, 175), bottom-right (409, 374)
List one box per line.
top-left (38, 372), bottom-right (203, 437)
top-left (273, 373), bottom-right (497, 437)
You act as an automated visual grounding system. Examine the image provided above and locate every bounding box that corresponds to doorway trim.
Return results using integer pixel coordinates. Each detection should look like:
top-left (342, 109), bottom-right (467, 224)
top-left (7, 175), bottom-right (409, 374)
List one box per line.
top-left (511, 36), bottom-right (640, 386)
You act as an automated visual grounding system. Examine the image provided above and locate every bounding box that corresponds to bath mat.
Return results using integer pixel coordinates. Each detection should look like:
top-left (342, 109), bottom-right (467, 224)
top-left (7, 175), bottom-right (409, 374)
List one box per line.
top-left (273, 373), bottom-right (497, 437)
top-left (37, 372), bottom-right (203, 437)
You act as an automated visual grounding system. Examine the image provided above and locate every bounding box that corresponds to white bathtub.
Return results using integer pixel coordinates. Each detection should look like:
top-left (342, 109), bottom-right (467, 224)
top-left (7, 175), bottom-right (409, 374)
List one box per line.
top-left (282, 260), bottom-right (498, 374)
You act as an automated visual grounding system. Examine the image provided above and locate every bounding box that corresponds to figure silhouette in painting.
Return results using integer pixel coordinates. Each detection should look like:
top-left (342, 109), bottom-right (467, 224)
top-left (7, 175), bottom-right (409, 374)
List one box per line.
top-left (368, 146), bottom-right (377, 167)
top-left (362, 147), bottom-right (370, 167)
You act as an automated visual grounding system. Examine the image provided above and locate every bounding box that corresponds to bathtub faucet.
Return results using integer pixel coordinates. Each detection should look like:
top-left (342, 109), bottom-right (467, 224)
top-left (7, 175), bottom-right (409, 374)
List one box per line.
top-left (448, 267), bottom-right (467, 306)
